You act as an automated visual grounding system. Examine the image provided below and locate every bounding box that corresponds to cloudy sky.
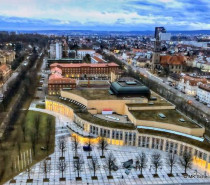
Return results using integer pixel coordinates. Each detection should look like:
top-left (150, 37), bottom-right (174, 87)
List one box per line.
top-left (0, 0), bottom-right (209, 31)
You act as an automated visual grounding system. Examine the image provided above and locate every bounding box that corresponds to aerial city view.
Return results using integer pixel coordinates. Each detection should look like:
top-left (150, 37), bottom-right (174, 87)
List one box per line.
top-left (0, 0), bottom-right (210, 185)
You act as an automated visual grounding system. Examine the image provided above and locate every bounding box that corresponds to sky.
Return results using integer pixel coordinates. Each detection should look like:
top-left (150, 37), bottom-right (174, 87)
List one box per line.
top-left (0, 0), bottom-right (209, 31)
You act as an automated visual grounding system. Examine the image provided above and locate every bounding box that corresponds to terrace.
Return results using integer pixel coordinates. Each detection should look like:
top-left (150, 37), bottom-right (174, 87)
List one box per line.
top-left (46, 95), bottom-right (83, 110)
top-left (63, 89), bottom-right (123, 100)
top-left (76, 112), bottom-right (135, 130)
top-left (130, 109), bottom-right (200, 128)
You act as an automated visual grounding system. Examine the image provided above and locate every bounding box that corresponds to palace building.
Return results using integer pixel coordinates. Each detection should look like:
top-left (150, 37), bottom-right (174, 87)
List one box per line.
top-left (50, 62), bottom-right (119, 79)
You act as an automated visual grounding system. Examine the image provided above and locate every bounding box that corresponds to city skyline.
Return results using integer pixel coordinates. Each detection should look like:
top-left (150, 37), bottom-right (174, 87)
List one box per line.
top-left (0, 0), bottom-right (209, 31)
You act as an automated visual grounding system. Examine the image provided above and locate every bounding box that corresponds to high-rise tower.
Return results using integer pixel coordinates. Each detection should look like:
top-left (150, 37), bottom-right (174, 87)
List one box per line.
top-left (151, 27), bottom-right (166, 72)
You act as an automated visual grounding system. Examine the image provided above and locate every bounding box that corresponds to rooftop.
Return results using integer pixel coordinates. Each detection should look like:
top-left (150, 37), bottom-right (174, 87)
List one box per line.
top-left (77, 112), bottom-right (135, 130)
top-left (138, 128), bottom-right (210, 152)
top-left (130, 109), bottom-right (200, 128)
top-left (160, 55), bottom-right (186, 65)
top-left (65, 89), bottom-right (122, 100)
top-left (50, 62), bottom-right (119, 68)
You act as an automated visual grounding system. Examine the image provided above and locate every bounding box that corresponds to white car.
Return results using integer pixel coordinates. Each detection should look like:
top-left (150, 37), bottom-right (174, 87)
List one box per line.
top-left (207, 104), bottom-right (210, 108)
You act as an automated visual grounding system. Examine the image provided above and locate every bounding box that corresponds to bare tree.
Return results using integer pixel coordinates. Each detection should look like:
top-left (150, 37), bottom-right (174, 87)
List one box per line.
top-left (88, 157), bottom-right (100, 178)
top-left (135, 152), bottom-right (147, 177)
top-left (57, 159), bottom-right (67, 180)
top-left (58, 137), bottom-right (67, 158)
top-left (72, 135), bottom-right (80, 158)
top-left (86, 136), bottom-right (93, 158)
top-left (45, 117), bottom-right (53, 154)
top-left (179, 151), bottom-right (193, 174)
top-left (166, 152), bottom-right (177, 175)
top-left (103, 152), bottom-right (117, 178)
top-left (30, 132), bottom-right (36, 156)
top-left (73, 155), bottom-right (84, 180)
top-left (41, 159), bottom-right (51, 180)
top-left (151, 152), bottom-right (162, 176)
top-left (0, 155), bottom-right (6, 182)
top-left (98, 137), bottom-right (108, 158)
top-left (34, 114), bottom-right (40, 142)
top-left (17, 140), bottom-right (21, 160)
top-left (26, 164), bottom-right (32, 180)
top-left (10, 161), bottom-right (16, 182)
top-left (21, 120), bottom-right (26, 142)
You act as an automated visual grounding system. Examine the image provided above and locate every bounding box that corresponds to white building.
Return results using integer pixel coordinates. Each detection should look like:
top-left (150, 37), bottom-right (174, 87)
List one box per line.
top-left (197, 84), bottom-right (210, 105)
top-left (56, 42), bottom-right (62, 59)
top-left (50, 44), bottom-right (56, 59)
top-left (77, 49), bottom-right (95, 58)
top-left (49, 42), bottom-right (62, 59)
top-left (177, 75), bottom-right (207, 96)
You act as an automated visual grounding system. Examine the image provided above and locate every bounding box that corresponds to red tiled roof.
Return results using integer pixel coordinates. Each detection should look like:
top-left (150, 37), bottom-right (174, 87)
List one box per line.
top-left (183, 76), bottom-right (207, 86)
top-left (48, 77), bottom-right (76, 84)
top-left (51, 67), bottom-right (62, 74)
top-left (199, 84), bottom-right (210, 92)
top-left (160, 55), bottom-right (186, 65)
top-left (49, 73), bottom-right (62, 80)
top-left (0, 64), bottom-right (10, 72)
top-left (50, 62), bottom-right (119, 68)
top-left (92, 56), bottom-right (105, 63)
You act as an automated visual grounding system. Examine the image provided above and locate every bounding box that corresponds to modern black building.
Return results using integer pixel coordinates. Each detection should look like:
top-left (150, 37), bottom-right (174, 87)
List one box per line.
top-left (110, 80), bottom-right (151, 98)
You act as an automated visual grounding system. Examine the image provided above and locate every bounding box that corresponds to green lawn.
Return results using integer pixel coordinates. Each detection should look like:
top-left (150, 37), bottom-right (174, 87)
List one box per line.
top-left (0, 110), bottom-right (55, 184)
top-left (76, 112), bottom-right (135, 130)
top-left (130, 109), bottom-right (200, 128)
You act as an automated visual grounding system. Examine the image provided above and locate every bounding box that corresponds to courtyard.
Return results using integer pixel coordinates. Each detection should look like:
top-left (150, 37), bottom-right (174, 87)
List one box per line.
top-left (5, 107), bottom-right (210, 185)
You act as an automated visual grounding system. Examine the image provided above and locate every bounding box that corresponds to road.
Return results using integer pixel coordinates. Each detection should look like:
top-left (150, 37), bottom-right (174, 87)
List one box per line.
top-left (105, 51), bottom-right (210, 116)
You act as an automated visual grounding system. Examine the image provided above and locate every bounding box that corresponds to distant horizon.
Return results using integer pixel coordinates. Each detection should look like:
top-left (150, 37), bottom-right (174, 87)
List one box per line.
top-left (0, 0), bottom-right (209, 31)
top-left (1, 29), bottom-right (210, 32)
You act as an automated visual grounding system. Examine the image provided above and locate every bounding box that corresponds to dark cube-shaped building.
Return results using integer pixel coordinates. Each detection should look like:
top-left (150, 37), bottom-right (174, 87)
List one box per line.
top-left (110, 80), bottom-right (151, 98)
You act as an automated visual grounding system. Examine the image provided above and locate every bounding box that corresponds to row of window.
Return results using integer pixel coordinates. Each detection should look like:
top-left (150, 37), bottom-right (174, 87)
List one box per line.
top-left (74, 115), bottom-right (210, 162)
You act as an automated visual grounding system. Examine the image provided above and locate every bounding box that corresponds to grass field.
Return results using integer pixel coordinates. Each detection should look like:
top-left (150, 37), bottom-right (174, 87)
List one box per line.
top-left (0, 110), bottom-right (55, 184)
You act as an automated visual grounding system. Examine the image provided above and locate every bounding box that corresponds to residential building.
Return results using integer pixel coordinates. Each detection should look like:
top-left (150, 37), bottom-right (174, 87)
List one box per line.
top-left (77, 49), bottom-right (95, 58)
top-left (50, 63), bottom-right (119, 79)
top-left (160, 55), bottom-right (186, 73)
top-left (56, 42), bottom-right (62, 59)
top-left (50, 44), bottom-right (56, 59)
top-left (48, 68), bottom-right (76, 95)
top-left (50, 42), bottom-right (62, 59)
top-left (0, 50), bottom-right (16, 64)
top-left (197, 84), bottom-right (210, 105)
top-left (177, 75), bottom-right (207, 96)
top-left (0, 55), bottom-right (6, 64)
top-left (0, 64), bottom-right (12, 86)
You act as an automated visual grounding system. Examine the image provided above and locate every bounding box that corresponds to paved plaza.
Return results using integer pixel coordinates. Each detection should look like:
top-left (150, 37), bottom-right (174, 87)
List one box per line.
top-left (5, 108), bottom-right (210, 185)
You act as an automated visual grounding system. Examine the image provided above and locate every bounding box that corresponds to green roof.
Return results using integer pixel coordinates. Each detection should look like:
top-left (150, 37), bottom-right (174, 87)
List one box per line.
top-left (130, 109), bottom-right (200, 128)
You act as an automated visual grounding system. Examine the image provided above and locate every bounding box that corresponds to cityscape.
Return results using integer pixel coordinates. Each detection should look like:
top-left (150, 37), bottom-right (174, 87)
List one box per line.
top-left (0, 0), bottom-right (210, 185)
